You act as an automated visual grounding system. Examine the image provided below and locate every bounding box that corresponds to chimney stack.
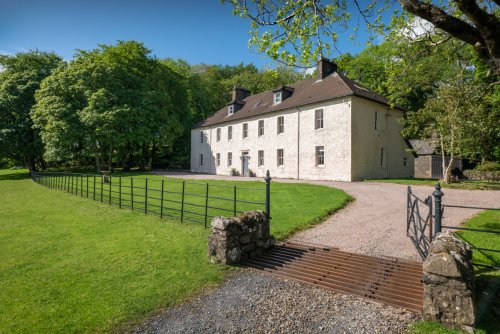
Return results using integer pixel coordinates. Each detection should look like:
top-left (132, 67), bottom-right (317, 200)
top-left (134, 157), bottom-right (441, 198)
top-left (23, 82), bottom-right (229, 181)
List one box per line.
top-left (232, 86), bottom-right (251, 102)
top-left (317, 58), bottom-right (338, 79)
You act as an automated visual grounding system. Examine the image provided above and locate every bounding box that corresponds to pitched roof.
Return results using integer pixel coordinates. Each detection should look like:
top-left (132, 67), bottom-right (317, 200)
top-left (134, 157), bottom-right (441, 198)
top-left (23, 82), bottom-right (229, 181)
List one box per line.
top-left (194, 71), bottom-right (400, 128)
top-left (408, 139), bottom-right (438, 155)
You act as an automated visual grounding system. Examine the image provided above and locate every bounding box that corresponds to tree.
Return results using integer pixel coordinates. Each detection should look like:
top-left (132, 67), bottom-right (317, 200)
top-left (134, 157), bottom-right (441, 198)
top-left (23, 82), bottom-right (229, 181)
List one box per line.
top-left (0, 51), bottom-right (62, 171)
top-left (404, 80), bottom-right (499, 183)
top-left (32, 41), bottom-right (184, 172)
top-left (224, 0), bottom-right (500, 76)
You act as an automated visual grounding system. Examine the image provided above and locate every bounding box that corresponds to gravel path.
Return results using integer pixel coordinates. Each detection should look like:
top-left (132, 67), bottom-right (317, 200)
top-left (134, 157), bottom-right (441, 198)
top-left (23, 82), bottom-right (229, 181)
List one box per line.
top-left (152, 171), bottom-right (500, 261)
top-left (132, 271), bottom-right (418, 334)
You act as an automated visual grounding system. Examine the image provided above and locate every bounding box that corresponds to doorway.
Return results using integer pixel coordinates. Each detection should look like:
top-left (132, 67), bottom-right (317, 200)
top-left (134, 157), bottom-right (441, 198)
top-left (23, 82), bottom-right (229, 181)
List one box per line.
top-left (241, 151), bottom-right (249, 176)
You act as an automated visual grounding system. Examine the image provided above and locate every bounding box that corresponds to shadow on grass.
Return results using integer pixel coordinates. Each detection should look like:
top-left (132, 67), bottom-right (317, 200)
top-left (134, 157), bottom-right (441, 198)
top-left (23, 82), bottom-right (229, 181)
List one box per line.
top-left (475, 272), bottom-right (500, 333)
top-left (0, 170), bottom-right (30, 181)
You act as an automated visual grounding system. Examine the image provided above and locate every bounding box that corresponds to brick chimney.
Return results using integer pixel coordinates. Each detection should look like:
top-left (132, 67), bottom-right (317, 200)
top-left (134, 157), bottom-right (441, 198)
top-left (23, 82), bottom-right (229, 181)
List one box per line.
top-left (232, 86), bottom-right (251, 101)
top-left (317, 58), bottom-right (338, 79)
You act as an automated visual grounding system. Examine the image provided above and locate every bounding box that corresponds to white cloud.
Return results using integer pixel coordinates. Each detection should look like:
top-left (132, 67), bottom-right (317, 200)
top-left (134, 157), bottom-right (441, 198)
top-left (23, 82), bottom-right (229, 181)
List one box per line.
top-left (400, 17), bottom-right (435, 40)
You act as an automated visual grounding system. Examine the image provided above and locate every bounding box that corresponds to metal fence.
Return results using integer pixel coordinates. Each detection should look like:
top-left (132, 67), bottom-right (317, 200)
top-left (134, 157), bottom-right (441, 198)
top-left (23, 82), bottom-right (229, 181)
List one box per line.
top-left (31, 171), bottom-right (271, 227)
top-left (407, 183), bottom-right (499, 268)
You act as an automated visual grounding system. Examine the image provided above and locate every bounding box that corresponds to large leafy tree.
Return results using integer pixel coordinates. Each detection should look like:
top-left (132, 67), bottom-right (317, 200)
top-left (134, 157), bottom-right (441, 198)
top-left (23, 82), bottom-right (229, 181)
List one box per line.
top-left (32, 41), bottom-right (184, 172)
top-left (0, 51), bottom-right (62, 171)
top-left (224, 0), bottom-right (500, 76)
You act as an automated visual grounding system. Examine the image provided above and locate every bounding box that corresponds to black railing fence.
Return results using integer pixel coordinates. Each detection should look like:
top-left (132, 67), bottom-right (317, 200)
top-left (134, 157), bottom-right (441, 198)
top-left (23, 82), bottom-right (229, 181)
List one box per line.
top-left (407, 183), bottom-right (499, 268)
top-left (31, 171), bottom-right (271, 227)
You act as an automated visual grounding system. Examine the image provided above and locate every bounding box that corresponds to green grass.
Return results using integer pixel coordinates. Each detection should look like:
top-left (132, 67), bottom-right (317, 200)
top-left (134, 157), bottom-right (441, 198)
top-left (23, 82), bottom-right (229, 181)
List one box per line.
top-left (365, 178), bottom-right (500, 190)
top-left (0, 169), bottom-right (350, 333)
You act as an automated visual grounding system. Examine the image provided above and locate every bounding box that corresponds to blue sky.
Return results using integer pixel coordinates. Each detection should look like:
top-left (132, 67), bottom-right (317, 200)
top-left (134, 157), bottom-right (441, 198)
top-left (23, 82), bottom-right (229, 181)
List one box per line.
top-left (0, 0), bottom-right (388, 68)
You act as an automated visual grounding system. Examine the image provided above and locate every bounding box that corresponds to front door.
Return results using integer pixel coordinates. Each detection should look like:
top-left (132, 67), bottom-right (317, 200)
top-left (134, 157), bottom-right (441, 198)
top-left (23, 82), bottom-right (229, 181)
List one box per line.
top-left (241, 151), bottom-right (249, 176)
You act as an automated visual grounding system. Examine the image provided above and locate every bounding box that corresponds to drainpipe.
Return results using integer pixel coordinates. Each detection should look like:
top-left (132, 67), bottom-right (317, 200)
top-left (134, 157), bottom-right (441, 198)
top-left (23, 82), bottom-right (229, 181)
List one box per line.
top-left (296, 107), bottom-right (301, 180)
top-left (209, 127), bottom-right (213, 174)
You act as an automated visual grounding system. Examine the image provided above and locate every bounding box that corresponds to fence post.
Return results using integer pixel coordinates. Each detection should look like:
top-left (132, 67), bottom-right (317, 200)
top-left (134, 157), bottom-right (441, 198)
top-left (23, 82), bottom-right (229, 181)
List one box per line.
top-left (109, 176), bottom-right (112, 205)
top-left (144, 178), bottom-right (148, 214)
top-left (233, 185), bottom-right (237, 216)
top-left (119, 177), bottom-right (122, 209)
top-left (433, 182), bottom-right (444, 237)
top-left (131, 178), bottom-right (134, 210)
top-left (93, 175), bottom-right (96, 200)
top-left (264, 170), bottom-right (271, 222)
top-left (180, 181), bottom-right (185, 223)
top-left (160, 179), bottom-right (164, 218)
top-left (428, 195), bottom-right (433, 242)
top-left (100, 175), bottom-right (103, 203)
top-left (86, 175), bottom-right (89, 198)
top-left (204, 183), bottom-right (209, 228)
top-left (80, 175), bottom-right (83, 197)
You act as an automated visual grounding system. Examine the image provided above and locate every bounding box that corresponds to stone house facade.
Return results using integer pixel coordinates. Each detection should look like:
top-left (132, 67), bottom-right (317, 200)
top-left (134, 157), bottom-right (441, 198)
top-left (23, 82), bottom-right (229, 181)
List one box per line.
top-left (191, 59), bottom-right (414, 182)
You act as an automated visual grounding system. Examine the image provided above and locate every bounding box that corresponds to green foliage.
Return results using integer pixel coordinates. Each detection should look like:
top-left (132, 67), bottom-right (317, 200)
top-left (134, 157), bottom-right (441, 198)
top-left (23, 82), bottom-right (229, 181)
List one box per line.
top-left (0, 51), bottom-right (62, 170)
top-left (473, 161), bottom-right (500, 172)
top-left (32, 41), bottom-right (185, 171)
top-left (0, 169), bottom-right (350, 332)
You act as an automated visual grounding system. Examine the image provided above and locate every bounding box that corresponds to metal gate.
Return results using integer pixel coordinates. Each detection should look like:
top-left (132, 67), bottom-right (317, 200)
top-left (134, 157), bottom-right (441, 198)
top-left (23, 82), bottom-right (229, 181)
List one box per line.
top-left (406, 186), bottom-right (434, 260)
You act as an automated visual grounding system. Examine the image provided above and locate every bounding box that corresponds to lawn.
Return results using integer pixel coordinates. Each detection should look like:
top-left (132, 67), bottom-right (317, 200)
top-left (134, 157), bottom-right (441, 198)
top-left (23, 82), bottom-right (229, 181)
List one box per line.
top-left (0, 169), bottom-right (350, 333)
top-left (365, 178), bottom-right (500, 190)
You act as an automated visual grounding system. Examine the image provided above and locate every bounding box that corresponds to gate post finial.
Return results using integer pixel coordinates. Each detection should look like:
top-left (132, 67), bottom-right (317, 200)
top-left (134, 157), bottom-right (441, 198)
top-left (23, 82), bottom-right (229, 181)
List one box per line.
top-left (264, 170), bottom-right (271, 223)
top-left (433, 182), bottom-right (444, 236)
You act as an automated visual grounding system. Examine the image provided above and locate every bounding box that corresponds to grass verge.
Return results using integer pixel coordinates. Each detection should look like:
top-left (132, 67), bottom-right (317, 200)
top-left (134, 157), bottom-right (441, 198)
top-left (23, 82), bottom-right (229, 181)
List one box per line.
top-left (365, 178), bottom-right (500, 190)
top-left (0, 169), bottom-right (350, 333)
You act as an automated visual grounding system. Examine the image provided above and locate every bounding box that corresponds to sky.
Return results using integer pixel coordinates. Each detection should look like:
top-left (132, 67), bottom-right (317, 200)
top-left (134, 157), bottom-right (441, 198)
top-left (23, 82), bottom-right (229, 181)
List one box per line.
top-left (0, 0), bottom-right (389, 68)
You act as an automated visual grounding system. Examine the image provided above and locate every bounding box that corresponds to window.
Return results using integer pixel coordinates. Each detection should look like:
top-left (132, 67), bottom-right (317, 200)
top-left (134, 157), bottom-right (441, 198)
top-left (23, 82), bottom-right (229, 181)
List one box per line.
top-left (316, 146), bottom-right (325, 166)
top-left (216, 128), bottom-right (221, 142)
top-left (274, 91), bottom-right (282, 104)
top-left (374, 111), bottom-right (378, 130)
top-left (216, 153), bottom-right (220, 166)
top-left (258, 150), bottom-right (264, 166)
top-left (315, 109), bottom-right (324, 130)
top-left (228, 105), bottom-right (234, 115)
top-left (403, 157), bottom-right (408, 167)
top-left (227, 152), bottom-right (232, 166)
top-left (277, 149), bottom-right (284, 166)
top-left (200, 154), bottom-right (204, 166)
top-left (277, 116), bottom-right (284, 134)
top-left (380, 147), bottom-right (384, 166)
top-left (228, 126), bottom-right (232, 140)
top-left (200, 131), bottom-right (203, 143)
top-left (258, 120), bottom-right (264, 136)
top-left (242, 123), bottom-right (248, 138)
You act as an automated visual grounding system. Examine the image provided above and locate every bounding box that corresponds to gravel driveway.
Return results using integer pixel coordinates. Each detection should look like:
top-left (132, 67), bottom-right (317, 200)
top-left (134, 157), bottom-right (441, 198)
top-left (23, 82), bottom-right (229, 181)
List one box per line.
top-left (132, 271), bottom-right (417, 334)
top-left (153, 171), bottom-right (500, 261)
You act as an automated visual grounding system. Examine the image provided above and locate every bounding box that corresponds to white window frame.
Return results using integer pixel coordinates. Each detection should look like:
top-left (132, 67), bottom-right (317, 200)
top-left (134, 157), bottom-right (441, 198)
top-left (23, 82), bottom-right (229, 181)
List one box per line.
top-left (228, 126), bottom-right (232, 140)
top-left (277, 149), bottom-right (284, 167)
top-left (242, 123), bottom-right (248, 138)
top-left (258, 150), bottom-right (264, 166)
top-left (277, 116), bottom-right (284, 134)
top-left (216, 128), bottom-right (221, 142)
top-left (274, 91), bottom-right (282, 104)
top-left (227, 152), bottom-right (232, 166)
top-left (316, 146), bottom-right (325, 166)
top-left (228, 104), bottom-right (234, 115)
top-left (258, 120), bottom-right (264, 136)
top-left (315, 109), bottom-right (324, 130)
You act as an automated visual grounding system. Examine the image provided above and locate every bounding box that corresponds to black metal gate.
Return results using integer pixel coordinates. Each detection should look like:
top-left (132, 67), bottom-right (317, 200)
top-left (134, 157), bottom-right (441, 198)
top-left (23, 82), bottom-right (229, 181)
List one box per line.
top-left (406, 186), bottom-right (433, 260)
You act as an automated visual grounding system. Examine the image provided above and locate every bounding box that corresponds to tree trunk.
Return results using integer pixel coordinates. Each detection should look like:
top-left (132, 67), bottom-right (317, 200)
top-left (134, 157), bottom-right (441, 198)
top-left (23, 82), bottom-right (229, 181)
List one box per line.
top-left (122, 141), bottom-right (132, 171)
top-left (443, 155), bottom-right (456, 184)
top-left (94, 143), bottom-right (102, 173)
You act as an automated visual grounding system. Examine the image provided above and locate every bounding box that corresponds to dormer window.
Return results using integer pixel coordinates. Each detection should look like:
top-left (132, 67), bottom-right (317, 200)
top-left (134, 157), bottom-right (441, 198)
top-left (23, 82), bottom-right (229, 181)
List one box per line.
top-left (228, 105), bottom-right (234, 115)
top-left (274, 91), bottom-right (282, 104)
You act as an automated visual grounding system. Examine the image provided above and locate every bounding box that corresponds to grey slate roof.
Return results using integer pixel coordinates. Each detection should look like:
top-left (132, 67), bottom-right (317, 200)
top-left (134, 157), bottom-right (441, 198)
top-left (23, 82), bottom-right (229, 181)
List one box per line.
top-left (194, 71), bottom-right (401, 128)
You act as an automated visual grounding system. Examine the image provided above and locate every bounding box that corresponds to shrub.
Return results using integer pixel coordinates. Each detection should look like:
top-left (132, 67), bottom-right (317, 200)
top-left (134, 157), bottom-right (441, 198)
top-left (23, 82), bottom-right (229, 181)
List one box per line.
top-left (473, 161), bottom-right (500, 172)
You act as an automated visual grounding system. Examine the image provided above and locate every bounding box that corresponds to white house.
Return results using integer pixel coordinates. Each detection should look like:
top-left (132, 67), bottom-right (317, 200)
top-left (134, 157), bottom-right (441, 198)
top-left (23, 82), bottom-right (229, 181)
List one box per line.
top-left (190, 59), bottom-right (413, 182)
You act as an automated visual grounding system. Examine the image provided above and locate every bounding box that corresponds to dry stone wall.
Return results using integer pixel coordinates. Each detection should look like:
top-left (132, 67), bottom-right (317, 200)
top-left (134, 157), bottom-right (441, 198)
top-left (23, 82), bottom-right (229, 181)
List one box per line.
top-left (423, 231), bottom-right (475, 333)
top-left (208, 210), bottom-right (275, 265)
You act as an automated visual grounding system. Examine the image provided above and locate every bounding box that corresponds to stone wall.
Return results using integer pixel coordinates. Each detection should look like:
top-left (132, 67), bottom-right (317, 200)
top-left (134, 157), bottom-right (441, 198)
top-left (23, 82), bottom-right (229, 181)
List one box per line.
top-left (208, 210), bottom-right (275, 265)
top-left (422, 231), bottom-right (475, 333)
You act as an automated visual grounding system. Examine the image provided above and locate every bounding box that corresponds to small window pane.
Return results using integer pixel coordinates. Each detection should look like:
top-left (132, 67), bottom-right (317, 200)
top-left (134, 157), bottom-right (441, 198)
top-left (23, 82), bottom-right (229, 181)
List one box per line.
top-left (316, 146), bottom-right (325, 166)
top-left (200, 132), bottom-right (203, 143)
top-left (258, 120), bottom-right (264, 136)
top-left (258, 150), bottom-right (264, 166)
top-left (315, 109), bottom-right (324, 130)
top-left (216, 128), bottom-right (221, 142)
top-left (243, 123), bottom-right (248, 138)
top-left (277, 149), bottom-right (284, 166)
top-left (375, 111), bottom-right (378, 130)
top-left (216, 153), bottom-right (220, 166)
top-left (274, 92), bottom-right (282, 104)
top-left (227, 152), bottom-right (232, 166)
top-left (403, 157), bottom-right (407, 167)
top-left (228, 105), bottom-right (234, 115)
top-left (228, 126), bottom-right (232, 140)
top-left (200, 154), bottom-right (203, 166)
top-left (380, 147), bottom-right (384, 166)
top-left (277, 116), bottom-right (284, 134)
